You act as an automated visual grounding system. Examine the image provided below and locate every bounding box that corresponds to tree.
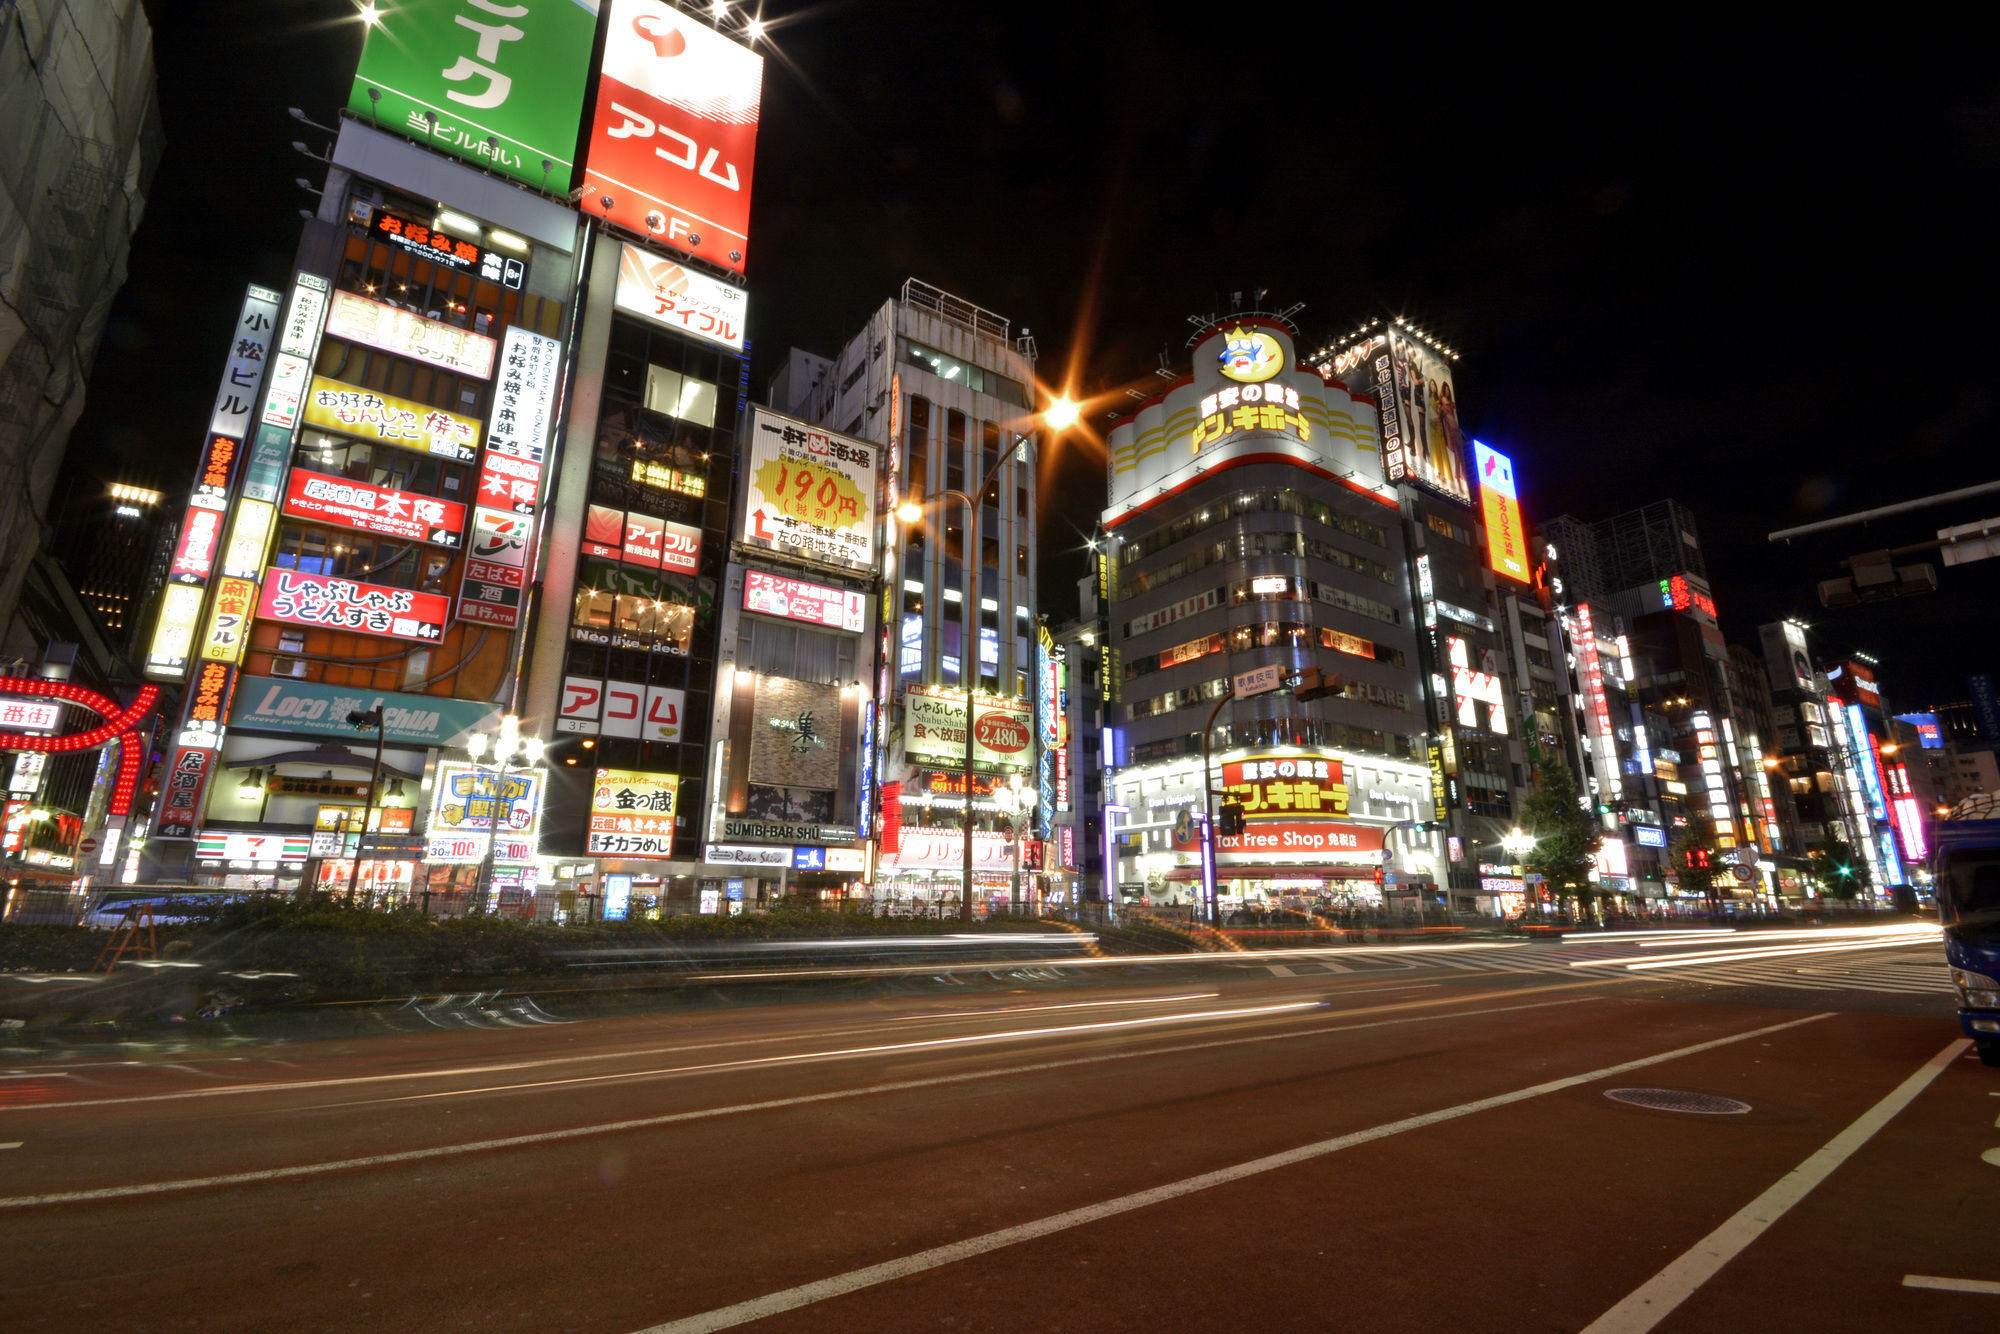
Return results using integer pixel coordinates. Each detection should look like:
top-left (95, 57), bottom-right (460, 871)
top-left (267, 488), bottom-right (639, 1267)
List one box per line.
top-left (1518, 760), bottom-right (1601, 920)
top-left (1669, 829), bottom-right (1720, 911)
top-left (1809, 835), bottom-right (1861, 901)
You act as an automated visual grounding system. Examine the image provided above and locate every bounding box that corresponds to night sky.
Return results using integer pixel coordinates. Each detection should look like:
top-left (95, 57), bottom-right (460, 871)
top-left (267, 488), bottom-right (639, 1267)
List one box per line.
top-left (73, 5), bottom-right (2000, 706)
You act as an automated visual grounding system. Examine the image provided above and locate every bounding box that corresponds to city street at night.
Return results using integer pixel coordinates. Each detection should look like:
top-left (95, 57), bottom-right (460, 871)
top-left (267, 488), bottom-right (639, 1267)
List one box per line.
top-left (3, 929), bottom-right (1994, 1332)
top-left (5, 5), bottom-right (2000, 1330)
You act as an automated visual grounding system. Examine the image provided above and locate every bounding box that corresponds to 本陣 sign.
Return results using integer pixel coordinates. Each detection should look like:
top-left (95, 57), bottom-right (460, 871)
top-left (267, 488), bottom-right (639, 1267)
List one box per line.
top-left (587, 768), bottom-right (679, 857)
top-left (612, 244), bottom-right (746, 351)
top-left (304, 377), bottom-right (482, 462)
top-left (581, 0), bottom-right (763, 273)
top-left (283, 469), bottom-right (466, 547)
top-left (258, 570), bottom-right (449, 644)
top-left (903, 686), bottom-right (1033, 771)
top-left (740, 408), bottom-right (877, 572)
top-left (346, 0), bottom-right (599, 196)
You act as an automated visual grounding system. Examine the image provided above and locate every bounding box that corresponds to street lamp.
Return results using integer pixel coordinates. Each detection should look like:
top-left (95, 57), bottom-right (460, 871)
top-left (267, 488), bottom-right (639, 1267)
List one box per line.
top-left (1502, 826), bottom-right (1536, 914)
top-left (994, 773), bottom-right (1039, 915)
top-left (894, 444), bottom-right (1037, 922)
top-left (463, 715), bottom-right (544, 914)
top-left (343, 707), bottom-right (385, 906)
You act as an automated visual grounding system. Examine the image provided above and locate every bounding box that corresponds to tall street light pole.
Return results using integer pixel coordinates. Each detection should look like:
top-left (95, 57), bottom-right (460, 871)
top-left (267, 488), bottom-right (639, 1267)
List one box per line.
top-left (996, 772), bottom-right (1038, 915)
top-left (463, 715), bottom-right (544, 915)
top-left (892, 396), bottom-right (1076, 922)
top-left (343, 707), bottom-right (386, 906)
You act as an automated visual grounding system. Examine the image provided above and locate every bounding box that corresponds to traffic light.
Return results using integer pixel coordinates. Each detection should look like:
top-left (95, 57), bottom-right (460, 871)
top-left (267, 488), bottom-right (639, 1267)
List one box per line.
top-left (1689, 848), bottom-right (1710, 870)
top-left (1293, 666), bottom-right (1344, 701)
top-left (1219, 803), bottom-right (1246, 837)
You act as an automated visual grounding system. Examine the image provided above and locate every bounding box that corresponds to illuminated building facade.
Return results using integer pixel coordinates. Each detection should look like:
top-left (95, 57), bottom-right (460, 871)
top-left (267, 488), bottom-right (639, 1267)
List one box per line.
top-left (1314, 323), bottom-right (1534, 914)
top-left (133, 3), bottom-right (770, 916)
top-left (1101, 310), bottom-right (1433, 913)
top-left (773, 280), bottom-right (1044, 912)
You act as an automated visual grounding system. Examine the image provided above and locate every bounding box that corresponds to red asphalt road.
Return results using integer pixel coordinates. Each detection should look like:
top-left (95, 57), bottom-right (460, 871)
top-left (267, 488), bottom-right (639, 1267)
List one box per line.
top-left (0, 967), bottom-right (1991, 1333)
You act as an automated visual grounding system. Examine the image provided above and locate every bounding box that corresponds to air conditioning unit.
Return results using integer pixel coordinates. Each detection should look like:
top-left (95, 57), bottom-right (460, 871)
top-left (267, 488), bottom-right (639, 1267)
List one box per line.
top-left (271, 657), bottom-right (309, 679)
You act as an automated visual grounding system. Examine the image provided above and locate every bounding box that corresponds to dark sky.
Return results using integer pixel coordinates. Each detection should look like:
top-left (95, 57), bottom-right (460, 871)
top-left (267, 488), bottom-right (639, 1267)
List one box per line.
top-left (77, 5), bottom-right (2000, 706)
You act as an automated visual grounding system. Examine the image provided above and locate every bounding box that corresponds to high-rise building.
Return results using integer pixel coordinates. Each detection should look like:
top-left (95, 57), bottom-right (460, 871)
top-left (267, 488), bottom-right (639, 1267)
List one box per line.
top-left (1098, 310), bottom-right (1433, 916)
top-left (0, 1), bottom-right (161, 653)
top-left (1316, 321), bottom-right (1537, 915)
top-left (50, 475), bottom-right (174, 660)
top-left (131, 2), bottom-right (774, 915)
top-left (774, 280), bottom-right (1044, 912)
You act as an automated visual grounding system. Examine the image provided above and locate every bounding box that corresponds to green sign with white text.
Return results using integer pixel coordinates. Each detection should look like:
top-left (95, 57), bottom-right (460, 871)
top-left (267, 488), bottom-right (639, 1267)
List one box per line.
top-left (347, 0), bottom-right (600, 196)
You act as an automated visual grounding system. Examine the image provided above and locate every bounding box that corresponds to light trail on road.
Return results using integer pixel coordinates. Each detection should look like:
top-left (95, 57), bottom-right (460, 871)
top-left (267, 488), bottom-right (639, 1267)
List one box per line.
top-left (1570, 932), bottom-right (1939, 971)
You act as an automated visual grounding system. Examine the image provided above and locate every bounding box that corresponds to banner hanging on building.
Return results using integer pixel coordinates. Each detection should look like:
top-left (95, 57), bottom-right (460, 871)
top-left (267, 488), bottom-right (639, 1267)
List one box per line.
top-left (740, 408), bottom-right (877, 572)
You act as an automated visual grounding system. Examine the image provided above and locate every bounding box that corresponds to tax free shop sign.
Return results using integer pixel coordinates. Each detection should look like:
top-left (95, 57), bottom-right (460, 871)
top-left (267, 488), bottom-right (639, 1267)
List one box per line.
top-left (229, 676), bottom-right (499, 749)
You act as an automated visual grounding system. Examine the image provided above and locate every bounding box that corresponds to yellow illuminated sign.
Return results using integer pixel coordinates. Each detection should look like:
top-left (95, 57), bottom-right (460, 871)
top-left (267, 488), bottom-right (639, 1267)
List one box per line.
top-left (199, 577), bottom-right (257, 664)
top-left (220, 500), bottom-right (275, 581)
top-left (145, 584), bottom-right (206, 679)
top-left (631, 458), bottom-right (706, 496)
top-left (1217, 324), bottom-right (1284, 383)
top-left (1191, 381), bottom-right (1310, 455)
top-left (303, 376), bottom-right (483, 462)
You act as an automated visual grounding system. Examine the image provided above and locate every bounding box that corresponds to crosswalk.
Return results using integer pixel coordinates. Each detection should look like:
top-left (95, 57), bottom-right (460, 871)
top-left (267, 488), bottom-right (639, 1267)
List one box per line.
top-left (1241, 943), bottom-right (1954, 998)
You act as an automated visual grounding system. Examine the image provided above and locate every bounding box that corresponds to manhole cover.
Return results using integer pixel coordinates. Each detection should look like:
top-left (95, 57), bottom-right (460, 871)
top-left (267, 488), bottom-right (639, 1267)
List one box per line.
top-left (1603, 1087), bottom-right (1752, 1115)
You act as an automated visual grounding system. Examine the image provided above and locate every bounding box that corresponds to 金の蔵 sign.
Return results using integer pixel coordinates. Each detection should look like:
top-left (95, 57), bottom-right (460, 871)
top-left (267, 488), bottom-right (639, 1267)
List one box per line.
top-left (587, 768), bottom-right (679, 857)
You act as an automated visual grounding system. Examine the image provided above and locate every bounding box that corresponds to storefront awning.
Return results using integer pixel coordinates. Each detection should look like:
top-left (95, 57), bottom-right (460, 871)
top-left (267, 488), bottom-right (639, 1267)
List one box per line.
top-left (1163, 864), bottom-right (1380, 882)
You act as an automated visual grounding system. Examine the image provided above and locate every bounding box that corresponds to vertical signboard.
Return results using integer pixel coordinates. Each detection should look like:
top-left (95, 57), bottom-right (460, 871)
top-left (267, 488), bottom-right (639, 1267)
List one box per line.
top-left (146, 285), bottom-right (281, 682)
top-left (346, 0), bottom-right (600, 195)
top-left (1471, 441), bottom-right (1530, 583)
top-left (461, 325), bottom-right (562, 627)
top-left (580, 0), bottom-right (764, 273)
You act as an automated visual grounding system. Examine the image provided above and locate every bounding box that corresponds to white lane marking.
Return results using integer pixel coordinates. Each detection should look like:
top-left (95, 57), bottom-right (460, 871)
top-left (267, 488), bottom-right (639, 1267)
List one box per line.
top-left (623, 1012), bottom-right (1834, 1334)
top-left (3, 1001), bottom-right (1238, 1113)
top-left (383, 1002), bottom-right (1325, 1102)
top-left (1582, 1038), bottom-right (1971, 1334)
top-left (0, 1142), bottom-right (19, 1150)
top-left (1904, 1274), bottom-right (2000, 1295)
top-left (0, 994), bottom-right (1604, 1211)
top-left (889, 993), bottom-right (1218, 1020)
top-left (1982, 1147), bottom-right (2000, 1167)
top-left (686, 940), bottom-right (1535, 982)
top-left (1266, 965), bottom-right (1295, 977)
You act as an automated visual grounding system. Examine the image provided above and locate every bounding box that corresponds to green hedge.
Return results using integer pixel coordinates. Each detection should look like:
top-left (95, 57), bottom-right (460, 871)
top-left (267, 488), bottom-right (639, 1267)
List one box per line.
top-left (0, 902), bottom-right (1113, 1002)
